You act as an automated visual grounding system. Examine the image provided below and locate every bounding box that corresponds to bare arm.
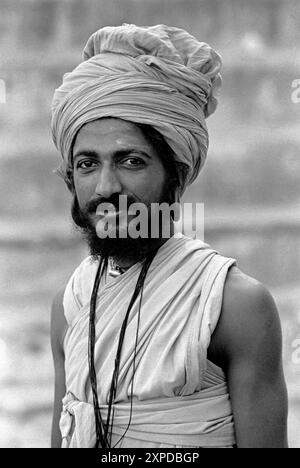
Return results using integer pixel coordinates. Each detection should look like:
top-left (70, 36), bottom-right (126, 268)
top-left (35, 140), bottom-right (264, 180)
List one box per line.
top-left (209, 267), bottom-right (288, 448)
top-left (50, 289), bottom-right (68, 448)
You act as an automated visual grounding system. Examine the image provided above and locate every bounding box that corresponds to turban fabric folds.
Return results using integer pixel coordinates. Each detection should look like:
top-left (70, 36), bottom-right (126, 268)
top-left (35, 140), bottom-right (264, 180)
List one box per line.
top-left (51, 24), bottom-right (222, 193)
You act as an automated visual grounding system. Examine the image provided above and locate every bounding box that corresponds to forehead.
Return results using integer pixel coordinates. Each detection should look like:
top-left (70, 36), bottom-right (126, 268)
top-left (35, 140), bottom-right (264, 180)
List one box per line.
top-left (73, 118), bottom-right (157, 154)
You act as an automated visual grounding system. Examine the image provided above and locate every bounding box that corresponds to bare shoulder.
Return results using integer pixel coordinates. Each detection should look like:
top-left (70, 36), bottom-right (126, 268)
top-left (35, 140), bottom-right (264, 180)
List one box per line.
top-left (50, 289), bottom-right (68, 357)
top-left (222, 266), bottom-right (279, 326)
top-left (209, 266), bottom-right (282, 368)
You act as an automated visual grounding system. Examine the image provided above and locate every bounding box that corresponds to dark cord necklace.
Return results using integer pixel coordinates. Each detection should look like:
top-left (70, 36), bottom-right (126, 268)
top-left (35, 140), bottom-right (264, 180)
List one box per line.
top-left (88, 248), bottom-right (159, 448)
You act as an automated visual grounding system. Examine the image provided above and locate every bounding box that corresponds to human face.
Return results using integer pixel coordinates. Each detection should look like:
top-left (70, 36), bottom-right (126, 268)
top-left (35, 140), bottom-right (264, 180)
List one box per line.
top-left (73, 118), bottom-right (167, 213)
top-left (72, 118), bottom-right (170, 259)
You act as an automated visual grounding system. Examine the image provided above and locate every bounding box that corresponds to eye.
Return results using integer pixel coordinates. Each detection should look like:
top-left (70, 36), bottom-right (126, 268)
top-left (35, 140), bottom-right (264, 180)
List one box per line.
top-left (76, 159), bottom-right (98, 170)
top-left (121, 157), bottom-right (146, 168)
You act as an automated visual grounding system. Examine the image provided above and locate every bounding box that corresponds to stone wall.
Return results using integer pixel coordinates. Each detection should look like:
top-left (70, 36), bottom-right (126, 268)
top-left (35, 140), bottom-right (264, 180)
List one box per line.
top-left (0, 0), bottom-right (299, 288)
top-left (0, 1), bottom-right (300, 448)
top-left (1, 0), bottom-right (300, 51)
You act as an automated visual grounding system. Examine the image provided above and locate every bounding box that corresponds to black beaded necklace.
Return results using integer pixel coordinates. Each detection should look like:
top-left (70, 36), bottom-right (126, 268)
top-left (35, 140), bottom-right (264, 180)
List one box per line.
top-left (88, 248), bottom-right (159, 448)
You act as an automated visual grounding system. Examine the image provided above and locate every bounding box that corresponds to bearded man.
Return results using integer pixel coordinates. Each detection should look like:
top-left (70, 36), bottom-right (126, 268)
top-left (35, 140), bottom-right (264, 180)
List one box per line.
top-left (50, 24), bottom-right (288, 448)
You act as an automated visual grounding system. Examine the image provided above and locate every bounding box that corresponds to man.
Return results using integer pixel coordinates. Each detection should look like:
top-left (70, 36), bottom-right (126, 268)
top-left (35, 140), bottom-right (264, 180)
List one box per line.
top-left (50, 24), bottom-right (288, 448)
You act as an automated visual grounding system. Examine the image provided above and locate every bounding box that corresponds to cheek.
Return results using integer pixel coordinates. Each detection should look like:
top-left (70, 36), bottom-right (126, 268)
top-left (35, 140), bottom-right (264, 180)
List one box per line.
top-left (73, 174), bottom-right (96, 208)
top-left (130, 161), bottom-right (166, 194)
top-left (128, 172), bottom-right (166, 202)
top-left (146, 168), bottom-right (167, 199)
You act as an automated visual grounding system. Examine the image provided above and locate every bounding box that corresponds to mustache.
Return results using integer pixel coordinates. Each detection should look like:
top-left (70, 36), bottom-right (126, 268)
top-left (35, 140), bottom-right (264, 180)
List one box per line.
top-left (85, 194), bottom-right (140, 214)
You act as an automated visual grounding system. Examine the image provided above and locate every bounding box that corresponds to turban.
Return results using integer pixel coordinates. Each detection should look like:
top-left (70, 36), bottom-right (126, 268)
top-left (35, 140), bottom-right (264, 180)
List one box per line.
top-left (51, 24), bottom-right (222, 194)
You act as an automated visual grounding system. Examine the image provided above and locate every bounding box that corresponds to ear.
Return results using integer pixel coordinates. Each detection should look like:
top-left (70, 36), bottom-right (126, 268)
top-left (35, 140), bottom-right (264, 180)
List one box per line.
top-left (65, 167), bottom-right (75, 193)
top-left (53, 163), bottom-right (75, 193)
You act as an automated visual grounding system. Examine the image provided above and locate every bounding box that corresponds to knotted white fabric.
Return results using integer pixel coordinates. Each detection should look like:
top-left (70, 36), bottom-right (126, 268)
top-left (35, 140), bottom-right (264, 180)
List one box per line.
top-left (60, 383), bottom-right (235, 448)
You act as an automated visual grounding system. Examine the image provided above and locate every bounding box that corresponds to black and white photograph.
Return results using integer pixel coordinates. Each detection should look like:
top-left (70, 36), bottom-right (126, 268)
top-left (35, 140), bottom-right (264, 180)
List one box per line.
top-left (0, 0), bottom-right (299, 449)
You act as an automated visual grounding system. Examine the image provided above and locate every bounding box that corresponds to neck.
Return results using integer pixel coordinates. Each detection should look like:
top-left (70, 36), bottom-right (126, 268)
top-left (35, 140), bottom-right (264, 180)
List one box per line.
top-left (112, 222), bottom-right (175, 270)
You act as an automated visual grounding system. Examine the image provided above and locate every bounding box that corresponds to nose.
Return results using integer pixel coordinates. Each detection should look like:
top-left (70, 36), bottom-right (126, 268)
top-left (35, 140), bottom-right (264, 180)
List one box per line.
top-left (95, 165), bottom-right (122, 199)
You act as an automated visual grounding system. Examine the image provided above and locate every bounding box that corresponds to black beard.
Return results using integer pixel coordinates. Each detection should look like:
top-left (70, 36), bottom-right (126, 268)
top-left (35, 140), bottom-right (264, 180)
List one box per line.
top-left (71, 191), bottom-right (173, 263)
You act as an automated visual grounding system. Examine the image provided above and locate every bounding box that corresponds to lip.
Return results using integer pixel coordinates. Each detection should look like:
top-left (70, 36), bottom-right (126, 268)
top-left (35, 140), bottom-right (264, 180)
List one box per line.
top-left (95, 210), bottom-right (128, 220)
top-left (96, 205), bottom-right (119, 215)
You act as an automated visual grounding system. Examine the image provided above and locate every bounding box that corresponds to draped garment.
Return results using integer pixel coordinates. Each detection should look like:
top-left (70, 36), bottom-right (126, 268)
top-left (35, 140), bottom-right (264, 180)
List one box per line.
top-left (60, 234), bottom-right (237, 448)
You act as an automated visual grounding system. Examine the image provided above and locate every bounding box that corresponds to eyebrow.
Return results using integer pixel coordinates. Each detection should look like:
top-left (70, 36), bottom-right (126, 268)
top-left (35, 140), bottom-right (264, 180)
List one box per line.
top-left (73, 148), bottom-right (152, 162)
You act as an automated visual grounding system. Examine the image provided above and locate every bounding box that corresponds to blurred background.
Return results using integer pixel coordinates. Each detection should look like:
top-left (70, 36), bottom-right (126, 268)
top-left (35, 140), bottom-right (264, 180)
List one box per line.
top-left (0, 0), bottom-right (299, 447)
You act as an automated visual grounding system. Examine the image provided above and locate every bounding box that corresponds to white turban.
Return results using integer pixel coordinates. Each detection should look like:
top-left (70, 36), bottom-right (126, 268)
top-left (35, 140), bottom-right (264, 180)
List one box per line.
top-left (51, 24), bottom-right (222, 193)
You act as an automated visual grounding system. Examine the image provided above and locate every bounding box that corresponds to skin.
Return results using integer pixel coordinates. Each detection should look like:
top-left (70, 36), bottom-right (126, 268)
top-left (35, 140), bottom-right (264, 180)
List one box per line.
top-left (51, 118), bottom-right (288, 448)
top-left (208, 267), bottom-right (288, 448)
top-left (72, 118), bottom-right (174, 265)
